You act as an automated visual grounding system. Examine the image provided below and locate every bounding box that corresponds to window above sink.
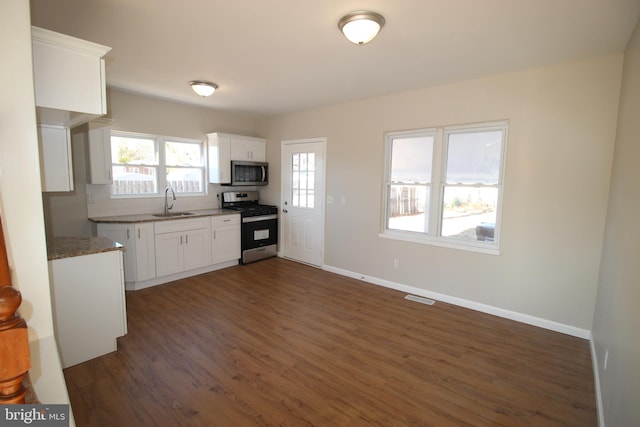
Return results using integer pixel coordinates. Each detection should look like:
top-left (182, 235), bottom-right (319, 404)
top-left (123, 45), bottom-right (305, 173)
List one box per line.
top-left (110, 131), bottom-right (205, 198)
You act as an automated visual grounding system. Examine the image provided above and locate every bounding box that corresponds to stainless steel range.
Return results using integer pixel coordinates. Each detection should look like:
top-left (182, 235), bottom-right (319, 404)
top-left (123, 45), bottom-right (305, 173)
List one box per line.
top-left (221, 191), bottom-right (278, 264)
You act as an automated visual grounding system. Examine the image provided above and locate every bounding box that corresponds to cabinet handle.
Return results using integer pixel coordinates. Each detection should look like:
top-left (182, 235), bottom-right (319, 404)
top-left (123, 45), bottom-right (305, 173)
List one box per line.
top-left (180, 235), bottom-right (183, 245)
top-left (138, 229), bottom-right (141, 239)
top-left (186, 234), bottom-right (189, 244)
top-left (214, 230), bottom-right (217, 239)
top-left (127, 229), bottom-right (130, 239)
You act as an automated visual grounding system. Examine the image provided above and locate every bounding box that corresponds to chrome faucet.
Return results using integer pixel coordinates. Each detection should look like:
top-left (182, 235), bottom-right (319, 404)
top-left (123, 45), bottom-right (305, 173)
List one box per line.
top-left (164, 187), bottom-right (176, 214)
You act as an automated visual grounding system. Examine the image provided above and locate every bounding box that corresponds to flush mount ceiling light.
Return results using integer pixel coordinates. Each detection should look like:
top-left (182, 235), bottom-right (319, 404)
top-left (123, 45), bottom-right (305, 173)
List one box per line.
top-left (189, 81), bottom-right (218, 97)
top-left (338, 10), bottom-right (385, 45)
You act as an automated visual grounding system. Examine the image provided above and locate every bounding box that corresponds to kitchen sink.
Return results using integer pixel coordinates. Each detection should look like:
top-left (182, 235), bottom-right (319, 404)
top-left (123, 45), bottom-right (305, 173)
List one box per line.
top-left (152, 211), bottom-right (195, 218)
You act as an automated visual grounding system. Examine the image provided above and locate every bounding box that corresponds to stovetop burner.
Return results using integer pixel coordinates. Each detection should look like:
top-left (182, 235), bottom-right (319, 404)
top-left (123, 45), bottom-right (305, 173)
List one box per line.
top-left (224, 204), bottom-right (278, 216)
top-left (220, 191), bottom-right (278, 217)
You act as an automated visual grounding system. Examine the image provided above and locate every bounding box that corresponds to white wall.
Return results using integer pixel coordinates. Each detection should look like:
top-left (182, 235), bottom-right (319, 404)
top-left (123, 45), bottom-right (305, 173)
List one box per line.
top-left (0, 0), bottom-right (70, 406)
top-left (259, 54), bottom-right (623, 331)
top-left (592, 17), bottom-right (640, 427)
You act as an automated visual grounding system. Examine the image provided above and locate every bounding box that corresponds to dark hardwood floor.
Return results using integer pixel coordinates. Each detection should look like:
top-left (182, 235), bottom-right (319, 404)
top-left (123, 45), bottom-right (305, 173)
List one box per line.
top-left (63, 257), bottom-right (597, 426)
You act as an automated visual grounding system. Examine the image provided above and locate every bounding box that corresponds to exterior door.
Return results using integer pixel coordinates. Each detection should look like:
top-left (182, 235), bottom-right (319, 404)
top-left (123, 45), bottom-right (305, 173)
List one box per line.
top-left (281, 138), bottom-right (326, 266)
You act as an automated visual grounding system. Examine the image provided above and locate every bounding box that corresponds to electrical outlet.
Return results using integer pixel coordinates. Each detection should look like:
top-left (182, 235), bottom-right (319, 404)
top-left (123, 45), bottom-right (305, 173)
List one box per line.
top-left (393, 259), bottom-right (400, 269)
top-left (327, 195), bottom-right (334, 204)
top-left (604, 348), bottom-right (609, 370)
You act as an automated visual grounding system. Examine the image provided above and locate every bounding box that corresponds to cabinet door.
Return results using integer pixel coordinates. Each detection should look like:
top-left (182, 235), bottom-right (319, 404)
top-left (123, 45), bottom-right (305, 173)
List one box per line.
top-left (212, 225), bottom-right (241, 264)
top-left (86, 126), bottom-right (112, 184)
top-left (207, 134), bottom-right (231, 184)
top-left (38, 124), bottom-right (73, 192)
top-left (49, 251), bottom-right (126, 368)
top-left (134, 223), bottom-right (156, 281)
top-left (230, 137), bottom-right (266, 161)
top-left (32, 27), bottom-right (110, 116)
top-left (97, 223), bottom-right (136, 282)
top-left (183, 228), bottom-right (211, 271)
top-left (155, 231), bottom-right (184, 277)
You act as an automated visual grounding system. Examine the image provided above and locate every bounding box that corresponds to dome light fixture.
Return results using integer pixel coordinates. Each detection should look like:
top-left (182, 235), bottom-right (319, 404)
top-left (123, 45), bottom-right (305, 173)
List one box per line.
top-left (338, 10), bottom-right (385, 45)
top-left (189, 81), bottom-right (218, 97)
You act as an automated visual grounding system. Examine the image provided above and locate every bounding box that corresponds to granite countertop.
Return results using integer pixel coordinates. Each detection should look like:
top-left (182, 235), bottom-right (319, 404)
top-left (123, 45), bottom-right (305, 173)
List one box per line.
top-left (89, 208), bottom-right (238, 224)
top-left (48, 236), bottom-right (123, 261)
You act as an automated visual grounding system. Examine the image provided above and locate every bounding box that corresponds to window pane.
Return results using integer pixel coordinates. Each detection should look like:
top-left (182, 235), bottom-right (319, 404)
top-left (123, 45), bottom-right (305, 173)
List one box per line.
top-left (441, 186), bottom-right (498, 241)
top-left (166, 167), bottom-right (203, 193)
top-left (111, 136), bottom-right (156, 165)
top-left (445, 131), bottom-right (503, 184)
top-left (112, 165), bottom-right (157, 194)
top-left (291, 151), bottom-right (316, 208)
top-left (166, 141), bottom-right (203, 166)
top-left (391, 136), bottom-right (433, 183)
top-left (387, 185), bottom-right (429, 233)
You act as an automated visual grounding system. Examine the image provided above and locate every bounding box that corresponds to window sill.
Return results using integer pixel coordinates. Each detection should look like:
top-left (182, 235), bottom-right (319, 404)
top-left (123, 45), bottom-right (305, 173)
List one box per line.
top-left (379, 230), bottom-right (500, 255)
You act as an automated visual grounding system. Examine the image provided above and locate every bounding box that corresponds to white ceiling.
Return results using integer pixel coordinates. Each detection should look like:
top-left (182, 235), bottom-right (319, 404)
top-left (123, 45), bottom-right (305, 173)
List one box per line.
top-left (30, 0), bottom-right (640, 117)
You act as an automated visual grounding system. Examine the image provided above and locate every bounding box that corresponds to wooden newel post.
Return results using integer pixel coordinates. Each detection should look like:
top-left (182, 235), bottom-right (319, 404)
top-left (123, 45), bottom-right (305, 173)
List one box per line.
top-left (0, 219), bottom-right (31, 404)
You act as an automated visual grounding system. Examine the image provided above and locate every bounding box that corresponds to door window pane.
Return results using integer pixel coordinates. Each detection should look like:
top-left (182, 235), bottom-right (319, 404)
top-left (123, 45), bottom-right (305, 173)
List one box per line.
top-left (291, 152), bottom-right (315, 208)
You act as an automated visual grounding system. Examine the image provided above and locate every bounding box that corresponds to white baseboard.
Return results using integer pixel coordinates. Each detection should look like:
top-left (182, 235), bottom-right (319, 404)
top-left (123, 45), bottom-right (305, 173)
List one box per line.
top-left (589, 336), bottom-right (605, 427)
top-left (323, 264), bottom-right (592, 339)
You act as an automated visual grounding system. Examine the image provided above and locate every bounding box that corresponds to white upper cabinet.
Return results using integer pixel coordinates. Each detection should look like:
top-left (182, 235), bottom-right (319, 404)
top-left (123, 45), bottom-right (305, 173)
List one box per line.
top-left (75, 119), bottom-right (113, 185)
top-left (207, 132), bottom-right (266, 184)
top-left (37, 124), bottom-right (73, 192)
top-left (230, 137), bottom-right (266, 162)
top-left (31, 26), bottom-right (111, 127)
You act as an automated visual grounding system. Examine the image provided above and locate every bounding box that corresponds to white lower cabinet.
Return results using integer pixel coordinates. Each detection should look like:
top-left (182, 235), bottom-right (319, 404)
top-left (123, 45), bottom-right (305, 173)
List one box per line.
top-left (95, 213), bottom-right (240, 290)
top-left (97, 222), bottom-right (156, 285)
top-left (211, 215), bottom-right (241, 264)
top-left (49, 250), bottom-right (126, 368)
top-left (154, 218), bottom-right (211, 277)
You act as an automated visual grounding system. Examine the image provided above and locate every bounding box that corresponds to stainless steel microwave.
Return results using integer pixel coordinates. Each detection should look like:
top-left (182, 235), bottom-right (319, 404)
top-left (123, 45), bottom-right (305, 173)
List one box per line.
top-left (228, 161), bottom-right (268, 186)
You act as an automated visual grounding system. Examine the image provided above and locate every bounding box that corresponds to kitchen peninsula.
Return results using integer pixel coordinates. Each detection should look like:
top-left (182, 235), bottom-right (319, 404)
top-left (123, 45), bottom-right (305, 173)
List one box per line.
top-left (47, 236), bottom-right (126, 368)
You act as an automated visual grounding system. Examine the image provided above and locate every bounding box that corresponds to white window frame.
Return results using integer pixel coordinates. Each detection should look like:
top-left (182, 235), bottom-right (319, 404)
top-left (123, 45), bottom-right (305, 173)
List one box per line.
top-left (381, 121), bottom-right (508, 255)
top-left (110, 131), bottom-right (206, 198)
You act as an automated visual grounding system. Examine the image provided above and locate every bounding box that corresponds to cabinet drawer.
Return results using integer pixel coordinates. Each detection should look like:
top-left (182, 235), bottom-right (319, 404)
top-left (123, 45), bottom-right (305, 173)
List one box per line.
top-left (211, 214), bottom-right (240, 227)
top-left (154, 217), bottom-right (210, 234)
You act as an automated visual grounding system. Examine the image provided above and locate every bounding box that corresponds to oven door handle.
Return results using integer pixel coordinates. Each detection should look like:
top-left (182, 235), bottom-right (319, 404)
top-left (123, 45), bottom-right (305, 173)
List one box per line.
top-left (242, 214), bottom-right (278, 223)
top-left (261, 166), bottom-right (266, 182)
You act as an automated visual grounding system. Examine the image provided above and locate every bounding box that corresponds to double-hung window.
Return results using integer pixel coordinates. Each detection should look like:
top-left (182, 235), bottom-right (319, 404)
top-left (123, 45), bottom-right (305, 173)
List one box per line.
top-left (110, 132), bottom-right (205, 196)
top-left (383, 121), bottom-right (507, 254)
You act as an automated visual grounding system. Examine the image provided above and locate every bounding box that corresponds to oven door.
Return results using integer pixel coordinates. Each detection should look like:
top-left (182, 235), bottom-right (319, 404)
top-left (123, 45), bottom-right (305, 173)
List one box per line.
top-left (242, 216), bottom-right (277, 249)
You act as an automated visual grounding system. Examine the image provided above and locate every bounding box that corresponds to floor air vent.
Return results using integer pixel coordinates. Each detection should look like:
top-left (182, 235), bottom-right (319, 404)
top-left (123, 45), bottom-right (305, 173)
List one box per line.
top-left (404, 295), bottom-right (436, 305)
